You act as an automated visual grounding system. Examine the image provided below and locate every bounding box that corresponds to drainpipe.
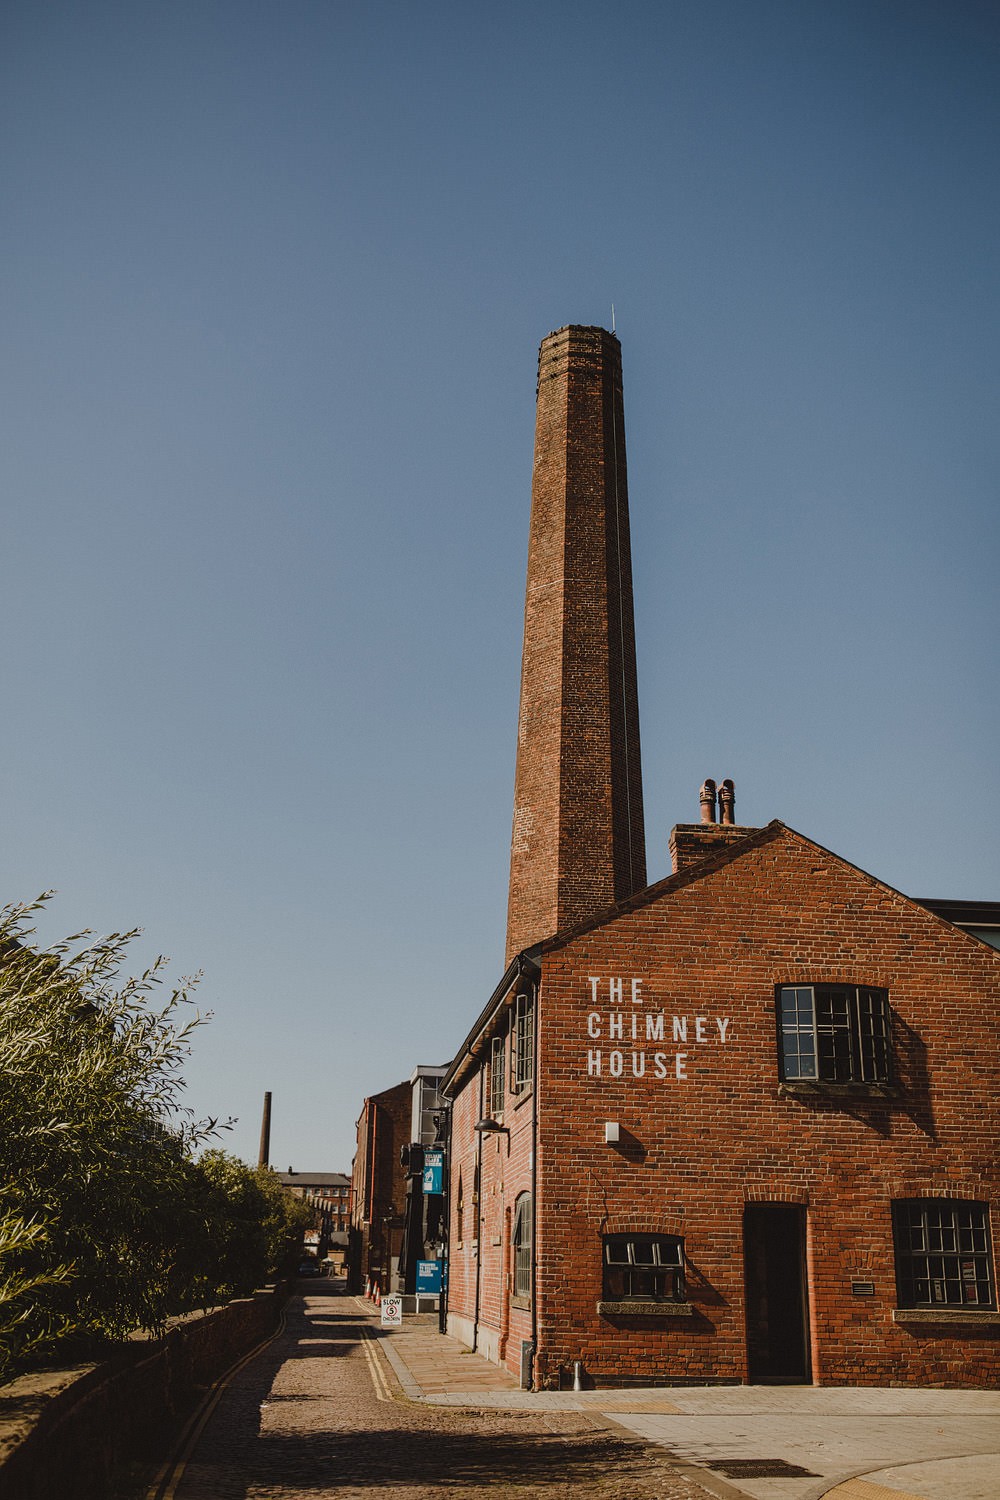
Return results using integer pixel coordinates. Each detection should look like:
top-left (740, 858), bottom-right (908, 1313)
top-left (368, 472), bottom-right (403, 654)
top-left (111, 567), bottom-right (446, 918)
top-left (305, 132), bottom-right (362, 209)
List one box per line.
top-left (367, 1103), bottom-right (378, 1224)
top-left (438, 1103), bottom-right (451, 1336)
top-left (529, 978), bottom-right (539, 1389)
top-left (472, 1064), bottom-right (484, 1352)
top-left (498, 1204), bottom-right (511, 1360)
top-left (367, 1103), bottom-right (378, 1293)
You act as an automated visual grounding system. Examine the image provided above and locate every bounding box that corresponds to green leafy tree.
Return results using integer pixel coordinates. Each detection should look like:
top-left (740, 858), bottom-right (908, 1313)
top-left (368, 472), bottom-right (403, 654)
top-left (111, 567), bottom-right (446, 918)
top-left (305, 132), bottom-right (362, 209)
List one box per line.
top-left (185, 1152), bottom-right (314, 1303)
top-left (0, 1207), bottom-right (72, 1370)
top-left (0, 899), bottom-right (319, 1383)
top-left (0, 898), bottom-right (218, 1378)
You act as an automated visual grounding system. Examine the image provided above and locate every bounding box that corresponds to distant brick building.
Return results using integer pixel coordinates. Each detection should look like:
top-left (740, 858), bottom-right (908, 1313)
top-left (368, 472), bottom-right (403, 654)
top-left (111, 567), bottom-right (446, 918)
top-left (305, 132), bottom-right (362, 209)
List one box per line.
top-left (348, 1080), bottom-right (411, 1295)
top-left (277, 1170), bottom-right (352, 1231)
top-left (276, 1169), bottom-right (351, 1265)
top-left (440, 326), bottom-right (1000, 1390)
top-left (348, 1069), bottom-right (447, 1298)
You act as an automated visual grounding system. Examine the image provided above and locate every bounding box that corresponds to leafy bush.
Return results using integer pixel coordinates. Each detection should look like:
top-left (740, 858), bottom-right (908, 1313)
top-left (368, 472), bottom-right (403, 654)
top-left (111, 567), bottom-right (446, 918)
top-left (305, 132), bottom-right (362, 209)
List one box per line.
top-left (187, 1152), bottom-right (315, 1302)
top-left (0, 898), bottom-right (307, 1381)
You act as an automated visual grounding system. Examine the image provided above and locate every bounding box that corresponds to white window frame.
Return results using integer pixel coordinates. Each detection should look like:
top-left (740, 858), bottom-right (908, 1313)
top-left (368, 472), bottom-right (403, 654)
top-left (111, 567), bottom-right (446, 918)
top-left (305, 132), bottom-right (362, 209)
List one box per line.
top-left (778, 984), bottom-right (891, 1083)
top-left (511, 990), bottom-right (534, 1093)
top-left (512, 1193), bottom-right (532, 1300)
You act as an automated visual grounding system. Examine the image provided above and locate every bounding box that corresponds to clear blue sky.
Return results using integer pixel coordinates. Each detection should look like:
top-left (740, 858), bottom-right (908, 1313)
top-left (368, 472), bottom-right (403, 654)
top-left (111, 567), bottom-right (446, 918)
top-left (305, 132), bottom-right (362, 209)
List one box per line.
top-left (3, 1), bottom-right (997, 1171)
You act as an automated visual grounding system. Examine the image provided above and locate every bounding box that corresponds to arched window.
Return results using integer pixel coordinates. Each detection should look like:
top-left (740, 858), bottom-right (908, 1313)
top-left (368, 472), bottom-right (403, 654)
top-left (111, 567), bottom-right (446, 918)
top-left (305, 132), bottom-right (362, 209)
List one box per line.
top-left (512, 1193), bottom-right (532, 1301)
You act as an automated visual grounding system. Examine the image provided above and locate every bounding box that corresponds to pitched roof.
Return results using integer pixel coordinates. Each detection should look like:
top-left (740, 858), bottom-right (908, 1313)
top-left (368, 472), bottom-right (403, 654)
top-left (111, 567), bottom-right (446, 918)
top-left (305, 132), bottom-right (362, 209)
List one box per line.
top-left (540, 819), bottom-right (786, 951)
top-left (442, 818), bottom-right (999, 1097)
top-left (276, 1171), bottom-right (350, 1186)
top-left (542, 819), bottom-right (1000, 954)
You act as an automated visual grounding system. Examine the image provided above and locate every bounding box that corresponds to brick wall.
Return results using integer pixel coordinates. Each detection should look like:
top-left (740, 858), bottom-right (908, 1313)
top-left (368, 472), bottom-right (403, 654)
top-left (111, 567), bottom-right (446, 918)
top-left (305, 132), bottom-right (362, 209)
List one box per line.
top-left (0, 1288), bottom-right (286, 1500)
top-left (445, 995), bottom-right (535, 1379)
top-left (349, 1081), bottom-right (412, 1293)
top-left (528, 822), bottom-right (1000, 1388)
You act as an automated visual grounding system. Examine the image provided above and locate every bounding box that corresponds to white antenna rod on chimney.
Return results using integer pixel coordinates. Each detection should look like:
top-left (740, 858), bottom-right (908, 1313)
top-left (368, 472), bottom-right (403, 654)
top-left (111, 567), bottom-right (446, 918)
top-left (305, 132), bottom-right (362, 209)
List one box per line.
top-left (611, 303), bottom-right (616, 333)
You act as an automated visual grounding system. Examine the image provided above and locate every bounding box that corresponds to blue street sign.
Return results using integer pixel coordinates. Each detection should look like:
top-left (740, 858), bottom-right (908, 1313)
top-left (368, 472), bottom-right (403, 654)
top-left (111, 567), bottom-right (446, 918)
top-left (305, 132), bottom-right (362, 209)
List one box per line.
top-left (416, 1259), bottom-right (442, 1294)
top-left (422, 1149), bottom-right (444, 1194)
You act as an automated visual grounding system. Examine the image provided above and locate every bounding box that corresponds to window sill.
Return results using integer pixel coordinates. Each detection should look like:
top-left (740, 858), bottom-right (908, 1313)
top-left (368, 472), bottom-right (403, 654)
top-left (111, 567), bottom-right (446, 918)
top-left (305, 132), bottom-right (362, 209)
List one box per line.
top-left (778, 1081), bottom-right (898, 1100)
top-left (510, 1295), bottom-right (531, 1311)
top-left (893, 1308), bottom-right (1000, 1326)
top-left (597, 1301), bottom-right (694, 1318)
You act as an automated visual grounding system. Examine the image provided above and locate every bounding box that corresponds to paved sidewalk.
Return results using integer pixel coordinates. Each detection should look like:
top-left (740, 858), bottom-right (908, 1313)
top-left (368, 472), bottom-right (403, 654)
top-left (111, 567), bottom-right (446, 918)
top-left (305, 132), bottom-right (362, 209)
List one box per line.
top-left (358, 1299), bottom-right (1000, 1500)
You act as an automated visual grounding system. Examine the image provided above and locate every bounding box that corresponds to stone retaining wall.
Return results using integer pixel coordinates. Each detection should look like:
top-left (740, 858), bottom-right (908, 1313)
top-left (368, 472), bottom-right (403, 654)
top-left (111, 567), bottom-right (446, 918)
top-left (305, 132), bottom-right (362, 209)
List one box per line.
top-left (0, 1284), bottom-right (289, 1500)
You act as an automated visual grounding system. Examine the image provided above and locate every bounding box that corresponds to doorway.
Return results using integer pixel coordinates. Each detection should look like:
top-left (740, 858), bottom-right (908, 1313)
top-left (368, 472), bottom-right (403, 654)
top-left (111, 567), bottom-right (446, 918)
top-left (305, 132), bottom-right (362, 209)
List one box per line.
top-left (743, 1203), bottom-right (810, 1382)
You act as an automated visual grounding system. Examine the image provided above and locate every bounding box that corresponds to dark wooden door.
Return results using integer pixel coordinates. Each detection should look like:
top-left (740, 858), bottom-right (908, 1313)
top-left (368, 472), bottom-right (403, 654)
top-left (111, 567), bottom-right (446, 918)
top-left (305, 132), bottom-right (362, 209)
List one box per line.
top-left (744, 1204), bottom-right (810, 1382)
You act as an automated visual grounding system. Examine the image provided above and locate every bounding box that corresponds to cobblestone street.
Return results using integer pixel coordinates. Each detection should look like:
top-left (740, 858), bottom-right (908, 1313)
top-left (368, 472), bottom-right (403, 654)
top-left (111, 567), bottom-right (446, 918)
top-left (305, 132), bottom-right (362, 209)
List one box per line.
top-left (163, 1286), bottom-right (713, 1500)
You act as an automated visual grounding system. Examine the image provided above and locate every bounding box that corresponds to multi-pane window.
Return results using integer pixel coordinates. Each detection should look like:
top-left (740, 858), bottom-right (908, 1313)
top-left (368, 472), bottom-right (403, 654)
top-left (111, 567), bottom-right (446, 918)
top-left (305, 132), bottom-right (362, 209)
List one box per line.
top-left (512, 991), bottom-right (534, 1093)
top-left (490, 1032), bottom-right (505, 1115)
top-left (513, 1193), bottom-right (532, 1299)
top-left (412, 1073), bottom-right (446, 1145)
top-left (602, 1234), bottom-right (685, 1302)
top-left (778, 985), bottom-right (891, 1083)
top-left (893, 1201), bottom-right (994, 1309)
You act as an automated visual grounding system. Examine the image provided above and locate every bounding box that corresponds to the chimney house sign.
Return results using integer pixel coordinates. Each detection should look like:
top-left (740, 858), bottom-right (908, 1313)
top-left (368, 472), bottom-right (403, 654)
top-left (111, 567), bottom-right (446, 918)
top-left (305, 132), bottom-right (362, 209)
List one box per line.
top-left (583, 976), bottom-right (732, 1082)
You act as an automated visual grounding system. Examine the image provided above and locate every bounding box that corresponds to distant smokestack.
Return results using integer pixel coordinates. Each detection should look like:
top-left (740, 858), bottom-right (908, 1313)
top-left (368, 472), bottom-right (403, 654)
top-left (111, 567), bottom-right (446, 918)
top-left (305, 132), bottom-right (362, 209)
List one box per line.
top-left (699, 779), bottom-right (718, 824)
top-left (719, 779), bottom-right (736, 825)
top-left (258, 1091), bottom-right (272, 1169)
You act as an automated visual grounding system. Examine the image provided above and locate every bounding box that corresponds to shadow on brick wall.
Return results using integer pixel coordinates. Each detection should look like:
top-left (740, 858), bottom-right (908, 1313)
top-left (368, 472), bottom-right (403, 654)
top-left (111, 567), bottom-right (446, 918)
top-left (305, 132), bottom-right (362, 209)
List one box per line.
top-left (893, 1014), bottom-right (937, 1140)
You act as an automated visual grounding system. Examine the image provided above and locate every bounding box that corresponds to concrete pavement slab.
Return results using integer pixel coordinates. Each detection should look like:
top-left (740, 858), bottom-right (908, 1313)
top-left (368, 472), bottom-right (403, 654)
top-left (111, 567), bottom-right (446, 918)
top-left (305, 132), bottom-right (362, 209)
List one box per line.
top-left (354, 1301), bottom-right (1000, 1500)
top-left (358, 1302), bottom-right (1000, 1500)
top-left (823, 1455), bottom-right (1000, 1500)
top-left (607, 1409), bottom-right (1000, 1500)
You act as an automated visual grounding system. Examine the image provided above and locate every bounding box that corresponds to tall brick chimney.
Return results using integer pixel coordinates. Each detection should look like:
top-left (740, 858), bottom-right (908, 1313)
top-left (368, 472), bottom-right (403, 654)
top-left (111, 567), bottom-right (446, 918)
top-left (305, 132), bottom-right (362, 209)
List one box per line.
top-left (505, 326), bottom-right (646, 961)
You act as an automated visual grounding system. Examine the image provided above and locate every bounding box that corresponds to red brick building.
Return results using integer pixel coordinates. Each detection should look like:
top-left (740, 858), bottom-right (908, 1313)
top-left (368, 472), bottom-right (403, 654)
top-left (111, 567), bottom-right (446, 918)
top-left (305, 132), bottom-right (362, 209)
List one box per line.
top-left (348, 1068), bottom-right (448, 1300)
top-left (276, 1170), bottom-right (352, 1266)
top-left (347, 1080), bottom-right (411, 1296)
top-left (440, 326), bottom-right (1000, 1390)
